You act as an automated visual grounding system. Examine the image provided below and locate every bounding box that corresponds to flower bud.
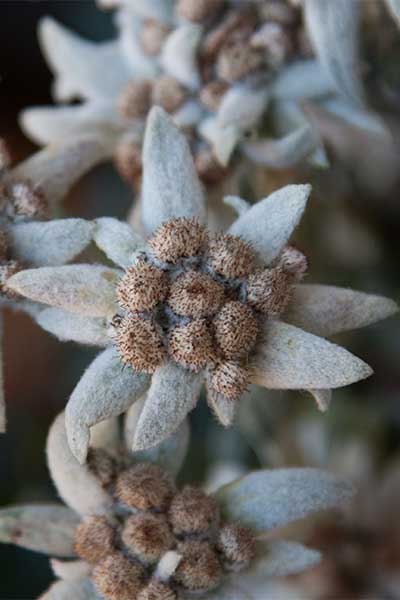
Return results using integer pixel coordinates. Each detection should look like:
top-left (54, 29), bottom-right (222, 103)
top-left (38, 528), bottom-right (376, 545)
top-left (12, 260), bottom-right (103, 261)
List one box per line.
top-left (122, 513), bottom-right (174, 565)
top-left (213, 301), bottom-right (259, 359)
top-left (168, 486), bottom-right (219, 536)
top-left (74, 515), bottom-right (115, 564)
top-left (207, 234), bottom-right (255, 279)
top-left (117, 80), bottom-right (153, 120)
top-left (115, 463), bottom-right (175, 511)
top-left (209, 360), bottom-right (249, 400)
top-left (246, 267), bottom-right (292, 316)
top-left (177, 0), bottom-right (224, 22)
top-left (167, 270), bottom-right (224, 318)
top-left (216, 524), bottom-right (256, 571)
top-left (152, 76), bottom-right (187, 114)
top-left (117, 259), bottom-right (168, 313)
top-left (138, 581), bottom-right (177, 600)
top-left (149, 218), bottom-right (207, 264)
top-left (92, 553), bottom-right (145, 600)
top-left (174, 540), bottom-right (222, 593)
top-left (140, 19), bottom-right (170, 56)
top-left (169, 320), bottom-right (214, 371)
top-left (114, 314), bottom-right (166, 373)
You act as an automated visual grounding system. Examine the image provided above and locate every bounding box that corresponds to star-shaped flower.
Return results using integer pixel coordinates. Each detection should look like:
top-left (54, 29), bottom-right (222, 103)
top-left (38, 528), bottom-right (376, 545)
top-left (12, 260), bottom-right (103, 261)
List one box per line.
top-left (21, 0), bottom-right (389, 190)
top-left (7, 108), bottom-right (397, 461)
top-left (0, 410), bottom-right (354, 599)
top-left (0, 136), bottom-right (108, 431)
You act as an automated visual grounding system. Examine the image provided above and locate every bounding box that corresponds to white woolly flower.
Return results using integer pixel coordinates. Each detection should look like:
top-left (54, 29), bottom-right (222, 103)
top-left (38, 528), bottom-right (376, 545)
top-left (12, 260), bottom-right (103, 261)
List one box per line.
top-left (0, 137), bottom-right (107, 432)
top-left (6, 109), bottom-right (397, 462)
top-left (20, 0), bottom-right (391, 190)
top-left (0, 411), bottom-right (354, 599)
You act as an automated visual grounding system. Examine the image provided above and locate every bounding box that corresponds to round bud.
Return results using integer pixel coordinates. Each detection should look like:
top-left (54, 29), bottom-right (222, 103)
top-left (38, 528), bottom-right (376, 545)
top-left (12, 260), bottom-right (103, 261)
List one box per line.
top-left (174, 541), bottom-right (222, 593)
top-left (194, 149), bottom-right (229, 186)
top-left (74, 516), bottom-right (115, 564)
top-left (209, 361), bottom-right (249, 400)
top-left (148, 218), bottom-right (207, 264)
top-left (140, 19), bottom-right (170, 56)
top-left (92, 553), bottom-right (145, 600)
top-left (177, 0), bottom-right (224, 22)
top-left (87, 447), bottom-right (118, 488)
top-left (246, 267), bottom-right (292, 316)
top-left (152, 76), bottom-right (187, 113)
top-left (122, 513), bottom-right (174, 565)
top-left (208, 234), bottom-right (255, 279)
top-left (216, 41), bottom-right (264, 82)
top-left (216, 524), bottom-right (256, 572)
top-left (114, 136), bottom-right (143, 186)
top-left (114, 314), bottom-right (166, 373)
top-left (168, 486), bottom-right (219, 536)
top-left (169, 320), bottom-right (214, 371)
top-left (10, 181), bottom-right (47, 218)
top-left (117, 259), bottom-right (168, 313)
top-left (115, 463), bottom-right (175, 511)
top-left (0, 260), bottom-right (22, 298)
top-left (199, 81), bottom-right (228, 112)
top-left (168, 271), bottom-right (224, 318)
top-left (279, 245), bottom-right (308, 280)
top-left (213, 301), bottom-right (259, 359)
top-left (117, 80), bottom-right (153, 119)
top-left (138, 581), bottom-right (177, 600)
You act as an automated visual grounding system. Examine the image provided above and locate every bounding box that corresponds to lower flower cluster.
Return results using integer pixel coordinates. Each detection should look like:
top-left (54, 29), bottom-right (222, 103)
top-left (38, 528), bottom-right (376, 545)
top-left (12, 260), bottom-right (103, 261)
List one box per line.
top-left (76, 451), bottom-right (256, 599)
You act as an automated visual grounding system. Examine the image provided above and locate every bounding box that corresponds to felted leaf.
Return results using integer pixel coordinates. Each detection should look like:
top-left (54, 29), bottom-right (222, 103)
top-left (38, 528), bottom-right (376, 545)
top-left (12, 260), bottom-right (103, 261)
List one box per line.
top-left (206, 387), bottom-right (238, 427)
top-left (142, 107), bottom-right (206, 235)
top-left (304, 0), bottom-right (364, 105)
top-left (20, 103), bottom-right (122, 146)
top-left (217, 83), bottom-right (270, 131)
top-left (50, 559), bottom-right (90, 581)
top-left (47, 413), bottom-right (113, 516)
top-left (244, 540), bottom-right (321, 579)
top-left (271, 59), bottom-right (333, 100)
top-left (123, 0), bottom-right (174, 22)
top-left (36, 308), bottom-right (109, 346)
top-left (242, 127), bottom-right (317, 168)
top-left (215, 467), bottom-right (353, 533)
top-left (285, 284), bottom-right (398, 337)
top-left (203, 584), bottom-right (253, 600)
top-left (39, 17), bottom-right (132, 101)
top-left (252, 321), bottom-right (372, 390)
top-left (172, 99), bottom-right (204, 128)
top-left (93, 217), bottom-right (146, 269)
top-left (198, 116), bottom-right (241, 166)
top-left (161, 25), bottom-right (202, 90)
top-left (11, 135), bottom-right (114, 205)
top-left (308, 388), bottom-right (332, 412)
top-left (117, 9), bottom-right (160, 77)
top-left (0, 504), bottom-right (79, 556)
top-left (229, 185), bottom-right (311, 265)
top-left (90, 418), bottom-right (120, 450)
top-left (124, 398), bottom-right (189, 476)
top-left (386, 0), bottom-right (400, 27)
top-left (7, 265), bottom-right (121, 318)
top-left (9, 219), bottom-right (94, 267)
top-left (66, 347), bottom-right (150, 463)
top-left (39, 578), bottom-right (95, 600)
top-left (133, 362), bottom-right (202, 451)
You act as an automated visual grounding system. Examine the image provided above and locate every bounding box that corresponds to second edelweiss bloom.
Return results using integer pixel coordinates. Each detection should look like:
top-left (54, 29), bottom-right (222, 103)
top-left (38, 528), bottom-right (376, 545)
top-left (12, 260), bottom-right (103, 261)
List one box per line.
top-left (7, 108), bottom-right (397, 462)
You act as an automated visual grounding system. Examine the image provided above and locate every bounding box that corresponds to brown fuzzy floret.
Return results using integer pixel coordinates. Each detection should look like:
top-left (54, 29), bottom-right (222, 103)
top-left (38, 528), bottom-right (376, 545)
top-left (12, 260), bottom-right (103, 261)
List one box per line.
top-left (216, 524), bottom-right (256, 571)
top-left (114, 314), bottom-right (166, 373)
top-left (246, 267), bottom-right (292, 316)
top-left (74, 515), bottom-right (116, 564)
top-left (117, 80), bottom-right (153, 120)
top-left (174, 540), bottom-right (222, 593)
top-left (209, 360), bottom-right (249, 400)
top-left (114, 136), bottom-right (143, 186)
top-left (122, 513), bottom-right (174, 565)
top-left (115, 463), bottom-right (175, 511)
top-left (92, 553), bottom-right (145, 600)
top-left (87, 447), bottom-right (118, 488)
top-left (177, 0), bottom-right (224, 22)
top-left (0, 260), bottom-right (22, 298)
top-left (140, 19), bottom-right (171, 56)
top-left (169, 319), bottom-right (214, 371)
top-left (138, 581), bottom-right (178, 600)
top-left (213, 301), bottom-right (259, 359)
top-left (148, 218), bottom-right (208, 264)
top-left (168, 485), bottom-right (219, 536)
top-left (194, 148), bottom-right (229, 186)
top-left (216, 40), bottom-right (264, 82)
top-left (117, 259), bottom-right (168, 313)
top-left (199, 80), bottom-right (229, 112)
top-left (167, 270), bottom-right (224, 318)
top-left (279, 245), bottom-right (308, 280)
top-left (207, 233), bottom-right (255, 279)
top-left (152, 76), bottom-right (187, 114)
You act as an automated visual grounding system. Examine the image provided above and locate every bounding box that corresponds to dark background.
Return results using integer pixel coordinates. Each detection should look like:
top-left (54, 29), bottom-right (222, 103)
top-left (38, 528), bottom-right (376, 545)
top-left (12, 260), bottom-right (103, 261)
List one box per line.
top-left (0, 2), bottom-right (399, 598)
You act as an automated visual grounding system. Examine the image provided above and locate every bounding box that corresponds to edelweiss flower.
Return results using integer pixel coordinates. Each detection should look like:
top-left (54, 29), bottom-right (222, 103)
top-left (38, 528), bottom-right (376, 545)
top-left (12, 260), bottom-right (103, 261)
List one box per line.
top-left (0, 136), bottom-right (109, 431)
top-left (0, 410), bottom-right (353, 599)
top-left (21, 0), bottom-right (389, 190)
top-left (7, 109), bottom-right (397, 461)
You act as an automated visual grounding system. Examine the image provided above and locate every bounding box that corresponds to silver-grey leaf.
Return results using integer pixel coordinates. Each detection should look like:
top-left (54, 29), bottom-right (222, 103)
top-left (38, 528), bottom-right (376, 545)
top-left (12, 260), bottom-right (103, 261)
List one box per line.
top-left (36, 308), bottom-right (109, 346)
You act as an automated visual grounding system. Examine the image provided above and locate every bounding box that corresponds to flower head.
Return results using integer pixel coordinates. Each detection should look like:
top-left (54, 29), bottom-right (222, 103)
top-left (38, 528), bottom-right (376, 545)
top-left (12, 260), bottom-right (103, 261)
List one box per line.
top-left (7, 109), bottom-right (397, 460)
top-left (21, 0), bottom-right (391, 190)
top-left (0, 411), bottom-right (354, 598)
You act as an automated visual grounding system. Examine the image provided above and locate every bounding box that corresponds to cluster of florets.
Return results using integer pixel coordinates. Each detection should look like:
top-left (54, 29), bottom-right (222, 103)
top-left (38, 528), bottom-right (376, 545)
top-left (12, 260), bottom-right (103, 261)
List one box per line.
top-left (113, 217), bottom-right (307, 401)
top-left (76, 451), bottom-right (257, 599)
top-left (114, 0), bottom-right (304, 186)
top-left (0, 141), bottom-right (47, 299)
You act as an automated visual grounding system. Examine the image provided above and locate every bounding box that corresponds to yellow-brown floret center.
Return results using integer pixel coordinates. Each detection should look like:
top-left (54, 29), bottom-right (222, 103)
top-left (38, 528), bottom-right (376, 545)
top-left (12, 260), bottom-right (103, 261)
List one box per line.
top-left (75, 457), bottom-right (257, 599)
top-left (113, 218), bottom-right (306, 402)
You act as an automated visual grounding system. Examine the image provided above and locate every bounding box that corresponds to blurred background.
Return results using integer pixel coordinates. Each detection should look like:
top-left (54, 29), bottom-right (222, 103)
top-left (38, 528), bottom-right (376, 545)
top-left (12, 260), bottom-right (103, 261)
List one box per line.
top-left (0, 1), bottom-right (400, 598)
